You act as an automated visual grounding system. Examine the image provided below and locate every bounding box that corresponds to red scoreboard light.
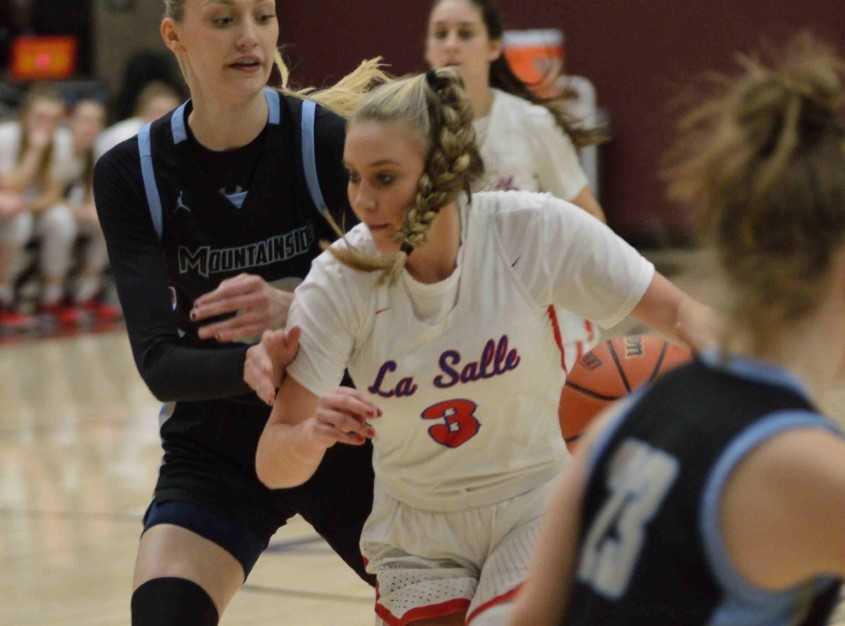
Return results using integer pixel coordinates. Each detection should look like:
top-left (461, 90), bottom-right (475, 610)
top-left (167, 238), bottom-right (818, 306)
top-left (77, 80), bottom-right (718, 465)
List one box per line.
top-left (11, 36), bottom-right (78, 81)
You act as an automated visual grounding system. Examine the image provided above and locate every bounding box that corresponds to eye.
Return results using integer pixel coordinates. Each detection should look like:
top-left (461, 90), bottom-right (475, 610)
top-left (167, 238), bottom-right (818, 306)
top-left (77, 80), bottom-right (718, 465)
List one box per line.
top-left (433, 29), bottom-right (448, 40)
top-left (257, 12), bottom-right (276, 24)
top-left (346, 170), bottom-right (361, 184)
top-left (376, 173), bottom-right (395, 186)
top-left (212, 16), bottom-right (234, 27)
top-left (459, 28), bottom-right (475, 40)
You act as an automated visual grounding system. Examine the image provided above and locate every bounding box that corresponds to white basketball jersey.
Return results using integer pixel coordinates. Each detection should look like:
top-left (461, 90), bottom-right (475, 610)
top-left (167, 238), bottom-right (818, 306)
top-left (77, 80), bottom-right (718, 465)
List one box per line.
top-left (348, 201), bottom-right (567, 511)
top-left (288, 191), bottom-right (654, 512)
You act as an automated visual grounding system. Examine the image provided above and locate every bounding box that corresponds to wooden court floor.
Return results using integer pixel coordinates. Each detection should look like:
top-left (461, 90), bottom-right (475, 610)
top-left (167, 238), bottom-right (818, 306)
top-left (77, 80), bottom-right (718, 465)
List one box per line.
top-left (3, 252), bottom-right (845, 625)
top-left (0, 329), bottom-right (373, 626)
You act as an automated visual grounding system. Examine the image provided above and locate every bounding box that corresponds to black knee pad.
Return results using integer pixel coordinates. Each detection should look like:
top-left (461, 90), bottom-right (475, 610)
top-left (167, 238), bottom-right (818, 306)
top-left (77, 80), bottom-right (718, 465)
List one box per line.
top-left (131, 577), bottom-right (219, 626)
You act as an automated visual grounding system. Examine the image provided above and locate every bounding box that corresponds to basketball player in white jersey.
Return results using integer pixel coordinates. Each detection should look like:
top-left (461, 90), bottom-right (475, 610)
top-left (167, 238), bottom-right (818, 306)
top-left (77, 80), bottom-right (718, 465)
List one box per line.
top-left (425, 0), bottom-right (607, 371)
top-left (252, 68), bottom-right (717, 626)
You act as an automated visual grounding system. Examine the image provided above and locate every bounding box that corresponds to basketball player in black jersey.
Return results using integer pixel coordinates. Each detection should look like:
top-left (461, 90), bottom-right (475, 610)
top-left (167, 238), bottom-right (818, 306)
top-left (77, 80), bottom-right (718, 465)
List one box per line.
top-left (93, 2), bottom-right (385, 625)
top-left (510, 35), bottom-right (845, 626)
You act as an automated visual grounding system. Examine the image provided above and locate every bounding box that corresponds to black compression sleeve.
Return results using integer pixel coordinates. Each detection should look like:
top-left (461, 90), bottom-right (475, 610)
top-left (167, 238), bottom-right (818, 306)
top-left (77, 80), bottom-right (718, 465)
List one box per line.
top-left (94, 143), bottom-right (251, 402)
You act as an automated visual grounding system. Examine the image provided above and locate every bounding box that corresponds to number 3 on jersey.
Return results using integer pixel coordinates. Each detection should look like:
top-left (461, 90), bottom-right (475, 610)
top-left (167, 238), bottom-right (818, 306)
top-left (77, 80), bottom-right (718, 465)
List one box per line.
top-left (578, 439), bottom-right (679, 597)
top-left (422, 399), bottom-right (481, 448)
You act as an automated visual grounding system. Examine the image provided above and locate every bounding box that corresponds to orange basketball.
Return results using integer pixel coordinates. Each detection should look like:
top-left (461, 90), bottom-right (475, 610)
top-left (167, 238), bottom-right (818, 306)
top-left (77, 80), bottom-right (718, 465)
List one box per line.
top-left (559, 335), bottom-right (691, 449)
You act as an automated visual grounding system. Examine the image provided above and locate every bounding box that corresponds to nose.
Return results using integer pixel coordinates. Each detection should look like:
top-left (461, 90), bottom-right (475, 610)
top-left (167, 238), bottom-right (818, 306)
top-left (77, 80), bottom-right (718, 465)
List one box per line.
top-left (235, 17), bottom-right (259, 51)
top-left (352, 183), bottom-right (377, 214)
top-left (444, 30), bottom-right (460, 51)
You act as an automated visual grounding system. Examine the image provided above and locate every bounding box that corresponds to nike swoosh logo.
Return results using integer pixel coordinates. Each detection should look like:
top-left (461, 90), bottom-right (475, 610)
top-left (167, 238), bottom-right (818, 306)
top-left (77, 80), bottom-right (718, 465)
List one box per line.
top-left (376, 307), bottom-right (390, 315)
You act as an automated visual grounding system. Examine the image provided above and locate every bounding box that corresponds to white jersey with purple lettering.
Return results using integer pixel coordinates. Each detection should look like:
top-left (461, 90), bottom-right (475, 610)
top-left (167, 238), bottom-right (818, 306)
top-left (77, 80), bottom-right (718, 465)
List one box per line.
top-left (287, 190), bottom-right (654, 511)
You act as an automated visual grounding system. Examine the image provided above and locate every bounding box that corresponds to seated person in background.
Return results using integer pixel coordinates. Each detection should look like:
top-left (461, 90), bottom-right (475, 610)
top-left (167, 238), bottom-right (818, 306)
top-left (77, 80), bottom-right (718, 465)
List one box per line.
top-left (96, 82), bottom-right (181, 159)
top-left (43, 97), bottom-right (119, 325)
top-left (0, 84), bottom-right (71, 331)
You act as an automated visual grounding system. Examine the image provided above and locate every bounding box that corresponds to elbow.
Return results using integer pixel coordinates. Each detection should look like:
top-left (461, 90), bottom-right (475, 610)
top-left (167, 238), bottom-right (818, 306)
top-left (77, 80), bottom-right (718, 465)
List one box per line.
top-left (255, 442), bottom-right (308, 490)
top-left (142, 369), bottom-right (178, 403)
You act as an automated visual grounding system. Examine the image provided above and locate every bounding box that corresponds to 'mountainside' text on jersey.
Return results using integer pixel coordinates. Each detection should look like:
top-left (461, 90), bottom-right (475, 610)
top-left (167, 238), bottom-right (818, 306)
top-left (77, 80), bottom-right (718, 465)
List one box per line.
top-left (563, 357), bottom-right (842, 626)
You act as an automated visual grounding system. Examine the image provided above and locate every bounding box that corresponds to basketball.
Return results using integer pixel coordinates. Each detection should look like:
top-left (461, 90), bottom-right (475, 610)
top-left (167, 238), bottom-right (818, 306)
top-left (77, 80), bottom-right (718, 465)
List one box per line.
top-left (559, 335), bottom-right (692, 448)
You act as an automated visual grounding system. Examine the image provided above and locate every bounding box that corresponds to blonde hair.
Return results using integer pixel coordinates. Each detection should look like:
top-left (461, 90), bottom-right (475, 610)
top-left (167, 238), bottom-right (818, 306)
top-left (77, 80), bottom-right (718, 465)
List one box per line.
top-left (329, 68), bottom-right (484, 284)
top-left (162, 1), bottom-right (387, 118)
top-left (666, 33), bottom-right (845, 354)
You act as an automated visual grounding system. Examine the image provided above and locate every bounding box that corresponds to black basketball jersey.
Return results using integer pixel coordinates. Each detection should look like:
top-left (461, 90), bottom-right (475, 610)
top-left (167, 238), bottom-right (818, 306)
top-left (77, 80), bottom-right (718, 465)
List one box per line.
top-left (94, 89), bottom-right (354, 469)
top-left (562, 354), bottom-right (842, 626)
top-left (140, 89), bottom-right (344, 347)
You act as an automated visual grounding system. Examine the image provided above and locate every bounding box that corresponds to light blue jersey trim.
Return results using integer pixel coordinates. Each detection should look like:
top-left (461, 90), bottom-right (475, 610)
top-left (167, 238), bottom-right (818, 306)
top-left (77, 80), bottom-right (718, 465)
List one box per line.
top-left (698, 350), bottom-right (809, 401)
top-left (263, 87), bottom-right (281, 125)
top-left (171, 101), bottom-right (189, 144)
top-left (701, 411), bottom-right (841, 625)
top-left (138, 123), bottom-right (164, 240)
top-left (172, 88), bottom-right (279, 145)
top-left (300, 99), bottom-right (328, 218)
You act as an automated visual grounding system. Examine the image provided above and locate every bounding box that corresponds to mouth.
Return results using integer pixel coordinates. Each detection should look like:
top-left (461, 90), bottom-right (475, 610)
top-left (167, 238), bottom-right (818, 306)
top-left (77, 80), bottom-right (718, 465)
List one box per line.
top-left (366, 223), bottom-right (392, 233)
top-left (228, 57), bottom-right (263, 73)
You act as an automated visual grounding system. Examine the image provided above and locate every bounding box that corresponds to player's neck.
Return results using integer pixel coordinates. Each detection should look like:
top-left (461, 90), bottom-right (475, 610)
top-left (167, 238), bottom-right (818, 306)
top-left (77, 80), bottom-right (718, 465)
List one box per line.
top-left (733, 308), bottom-right (841, 400)
top-left (405, 202), bottom-right (461, 284)
top-left (465, 79), bottom-right (494, 120)
top-left (187, 92), bottom-right (268, 151)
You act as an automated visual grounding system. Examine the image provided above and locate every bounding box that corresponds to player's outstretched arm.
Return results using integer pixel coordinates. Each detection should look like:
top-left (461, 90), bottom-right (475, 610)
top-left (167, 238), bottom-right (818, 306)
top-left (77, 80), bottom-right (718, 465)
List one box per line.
top-left (630, 272), bottom-right (722, 352)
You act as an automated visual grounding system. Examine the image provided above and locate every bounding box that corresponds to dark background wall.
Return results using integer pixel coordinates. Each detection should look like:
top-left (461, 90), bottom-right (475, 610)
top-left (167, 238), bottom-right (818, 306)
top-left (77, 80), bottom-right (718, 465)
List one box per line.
top-left (278, 0), bottom-right (844, 244)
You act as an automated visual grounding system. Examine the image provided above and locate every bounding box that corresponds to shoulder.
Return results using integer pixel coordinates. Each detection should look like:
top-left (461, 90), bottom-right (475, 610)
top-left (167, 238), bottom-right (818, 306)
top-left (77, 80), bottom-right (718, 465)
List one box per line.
top-left (93, 135), bottom-right (144, 205)
top-left (476, 189), bottom-right (598, 249)
top-left (96, 134), bottom-right (141, 177)
top-left (280, 94), bottom-right (346, 137)
top-left (312, 99), bottom-right (347, 151)
top-left (474, 189), bottom-right (563, 222)
top-left (493, 89), bottom-right (556, 130)
top-left (307, 224), bottom-right (377, 285)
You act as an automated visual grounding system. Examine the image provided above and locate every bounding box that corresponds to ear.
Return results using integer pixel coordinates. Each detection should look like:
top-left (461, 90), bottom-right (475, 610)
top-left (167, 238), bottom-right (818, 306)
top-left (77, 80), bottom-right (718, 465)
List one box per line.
top-left (488, 37), bottom-right (503, 64)
top-left (160, 17), bottom-right (184, 54)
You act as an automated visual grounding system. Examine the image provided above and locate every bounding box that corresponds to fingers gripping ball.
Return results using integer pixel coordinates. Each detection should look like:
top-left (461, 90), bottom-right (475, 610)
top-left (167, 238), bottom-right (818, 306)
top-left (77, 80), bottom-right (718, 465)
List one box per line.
top-left (559, 335), bottom-right (691, 449)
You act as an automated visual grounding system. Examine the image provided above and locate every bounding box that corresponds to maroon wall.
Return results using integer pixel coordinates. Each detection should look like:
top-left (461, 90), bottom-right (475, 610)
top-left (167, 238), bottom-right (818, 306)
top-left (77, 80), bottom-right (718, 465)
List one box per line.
top-left (278, 1), bottom-right (844, 243)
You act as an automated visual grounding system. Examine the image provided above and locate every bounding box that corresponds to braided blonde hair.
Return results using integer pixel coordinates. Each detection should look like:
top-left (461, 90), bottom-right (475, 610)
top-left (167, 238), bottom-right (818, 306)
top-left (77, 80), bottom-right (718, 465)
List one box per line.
top-left (665, 33), bottom-right (845, 354)
top-left (331, 67), bottom-right (484, 283)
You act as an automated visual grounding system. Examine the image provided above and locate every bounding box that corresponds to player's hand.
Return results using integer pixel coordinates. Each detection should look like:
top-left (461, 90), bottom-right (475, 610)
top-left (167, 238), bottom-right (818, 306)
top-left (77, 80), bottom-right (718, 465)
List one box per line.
top-left (192, 273), bottom-right (293, 342)
top-left (245, 327), bottom-right (301, 405)
top-left (304, 387), bottom-right (381, 448)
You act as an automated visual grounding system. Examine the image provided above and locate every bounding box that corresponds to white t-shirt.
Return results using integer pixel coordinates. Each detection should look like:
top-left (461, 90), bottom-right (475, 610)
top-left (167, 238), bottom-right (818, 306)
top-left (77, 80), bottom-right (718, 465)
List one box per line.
top-left (0, 121), bottom-right (80, 189)
top-left (287, 190), bottom-right (654, 511)
top-left (473, 89), bottom-right (588, 201)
